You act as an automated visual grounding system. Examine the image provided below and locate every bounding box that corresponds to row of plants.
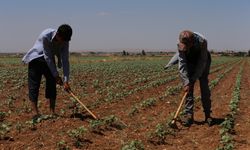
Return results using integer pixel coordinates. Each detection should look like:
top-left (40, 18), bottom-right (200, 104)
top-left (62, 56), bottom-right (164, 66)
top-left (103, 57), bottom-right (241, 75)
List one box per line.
top-left (127, 60), bottom-right (240, 118)
top-left (37, 57), bottom-right (245, 149)
top-left (0, 56), bottom-right (241, 149)
top-left (68, 56), bottom-right (237, 101)
top-left (90, 58), bottom-right (238, 112)
top-left (217, 64), bottom-right (243, 150)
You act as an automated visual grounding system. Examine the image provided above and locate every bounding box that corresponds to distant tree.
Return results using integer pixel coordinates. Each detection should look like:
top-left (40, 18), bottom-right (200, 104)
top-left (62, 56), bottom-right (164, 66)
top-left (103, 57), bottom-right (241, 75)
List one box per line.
top-left (248, 50), bottom-right (250, 56)
top-left (142, 50), bottom-right (146, 56)
top-left (234, 51), bottom-right (246, 57)
top-left (90, 51), bottom-right (96, 55)
top-left (122, 50), bottom-right (127, 56)
top-left (210, 49), bottom-right (215, 54)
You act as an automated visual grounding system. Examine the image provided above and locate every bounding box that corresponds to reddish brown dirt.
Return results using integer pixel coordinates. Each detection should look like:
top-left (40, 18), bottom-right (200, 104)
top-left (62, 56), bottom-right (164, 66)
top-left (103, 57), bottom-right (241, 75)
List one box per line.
top-left (0, 57), bottom-right (249, 150)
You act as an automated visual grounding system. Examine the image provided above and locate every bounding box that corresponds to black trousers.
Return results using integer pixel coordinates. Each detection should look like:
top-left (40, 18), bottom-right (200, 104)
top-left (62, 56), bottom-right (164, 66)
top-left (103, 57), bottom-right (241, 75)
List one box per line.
top-left (184, 52), bottom-right (212, 116)
top-left (28, 57), bottom-right (56, 102)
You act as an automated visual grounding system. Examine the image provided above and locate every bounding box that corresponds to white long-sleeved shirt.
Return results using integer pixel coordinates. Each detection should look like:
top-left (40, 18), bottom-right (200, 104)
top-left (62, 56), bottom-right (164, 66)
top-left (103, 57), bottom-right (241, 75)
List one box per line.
top-left (22, 28), bottom-right (70, 82)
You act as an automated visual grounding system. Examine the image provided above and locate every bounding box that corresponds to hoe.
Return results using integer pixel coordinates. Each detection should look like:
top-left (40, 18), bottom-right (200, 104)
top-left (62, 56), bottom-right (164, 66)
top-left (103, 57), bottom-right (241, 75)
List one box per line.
top-left (68, 90), bottom-right (98, 120)
top-left (169, 92), bottom-right (188, 128)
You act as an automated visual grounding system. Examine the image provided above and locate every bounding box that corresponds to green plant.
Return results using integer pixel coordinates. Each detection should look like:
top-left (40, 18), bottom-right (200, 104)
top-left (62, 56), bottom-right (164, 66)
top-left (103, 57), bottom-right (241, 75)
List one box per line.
top-left (221, 133), bottom-right (233, 144)
top-left (220, 116), bottom-right (234, 134)
top-left (148, 123), bottom-right (169, 144)
top-left (122, 140), bottom-right (144, 150)
top-left (154, 124), bottom-right (167, 141)
top-left (140, 98), bottom-right (156, 108)
top-left (67, 126), bottom-right (87, 147)
top-left (0, 122), bottom-right (11, 138)
top-left (6, 96), bottom-right (15, 109)
top-left (68, 126), bottom-right (87, 139)
top-left (0, 112), bottom-right (6, 121)
top-left (60, 109), bottom-right (66, 116)
top-left (103, 115), bottom-right (118, 126)
top-left (56, 140), bottom-right (69, 150)
top-left (15, 121), bottom-right (23, 133)
top-left (105, 115), bottom-right (126, 129)
top-left (93, 79), bottom-right (100, 88)
top-left (128, 106), bottom-right (139, 116)
top-left (89, 119), bottom-right (104, 132)
top-left (20, 99), bottom-right (32, 113)
top-left (165, 86), bottom-right (181, 95)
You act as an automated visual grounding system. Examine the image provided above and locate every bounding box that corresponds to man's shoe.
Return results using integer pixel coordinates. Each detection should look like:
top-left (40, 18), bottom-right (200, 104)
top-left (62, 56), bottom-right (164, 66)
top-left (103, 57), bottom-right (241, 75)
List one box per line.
top-left (32, 114), bottom-right (42, 123)
top-left (181, 114), bottom-right (193, 127)
top-left (205, 116), bottom-right (213, 126)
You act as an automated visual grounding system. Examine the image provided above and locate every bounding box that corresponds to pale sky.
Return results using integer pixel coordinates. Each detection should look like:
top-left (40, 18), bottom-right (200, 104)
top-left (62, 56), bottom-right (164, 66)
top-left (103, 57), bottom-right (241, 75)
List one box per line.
top-left (1, 0), bottom-right (250, 52)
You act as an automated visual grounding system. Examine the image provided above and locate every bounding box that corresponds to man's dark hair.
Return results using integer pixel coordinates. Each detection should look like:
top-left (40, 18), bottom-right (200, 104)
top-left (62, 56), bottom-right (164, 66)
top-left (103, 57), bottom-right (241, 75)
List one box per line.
top-left (57, 24), bottom-right (72, 42)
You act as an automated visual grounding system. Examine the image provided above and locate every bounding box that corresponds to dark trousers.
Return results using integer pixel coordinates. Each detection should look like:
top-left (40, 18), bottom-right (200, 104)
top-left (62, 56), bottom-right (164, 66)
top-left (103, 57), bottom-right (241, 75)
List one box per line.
top-left (184, 53), bottom-right (211, 116)
top-left (28, 57), bottom-right (56, 102)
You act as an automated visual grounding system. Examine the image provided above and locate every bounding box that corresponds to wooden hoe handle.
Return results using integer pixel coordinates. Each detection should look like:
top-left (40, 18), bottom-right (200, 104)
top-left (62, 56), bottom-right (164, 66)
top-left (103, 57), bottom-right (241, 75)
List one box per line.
top-left (173, 92), bottom-right (188, 120)
top-left (69, 90), bottom-right (98, 119)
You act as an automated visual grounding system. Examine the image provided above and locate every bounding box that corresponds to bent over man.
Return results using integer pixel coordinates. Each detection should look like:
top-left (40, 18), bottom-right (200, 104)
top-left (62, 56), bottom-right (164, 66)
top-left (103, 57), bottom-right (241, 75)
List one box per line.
top-left (165, 30), bottom-right (212, 127)
top-left (22, 24), bottom-right (72, 119)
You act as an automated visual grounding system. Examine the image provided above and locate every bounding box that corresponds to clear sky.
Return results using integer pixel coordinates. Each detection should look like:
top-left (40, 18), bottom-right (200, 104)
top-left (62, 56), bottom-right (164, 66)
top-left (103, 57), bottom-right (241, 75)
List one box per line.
top-left (1, 0), bottom-right (250, 53)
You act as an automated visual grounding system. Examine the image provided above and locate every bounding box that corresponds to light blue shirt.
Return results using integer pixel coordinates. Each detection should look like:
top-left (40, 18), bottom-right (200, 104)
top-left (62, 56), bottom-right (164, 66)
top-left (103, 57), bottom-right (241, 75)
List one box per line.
top-left (22, 28), bottom-right (70, 82)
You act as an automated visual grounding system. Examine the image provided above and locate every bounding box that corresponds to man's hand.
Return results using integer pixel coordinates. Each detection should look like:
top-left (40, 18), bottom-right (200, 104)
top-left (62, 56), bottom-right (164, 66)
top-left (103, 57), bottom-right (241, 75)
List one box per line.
top-left (164, 66), bottom-right (169, 71)
top-left (184, 85), bottom-right (190, 92)
top-left (184, 84), bottom-right (194, 92)
top-left (55, 76), bottom-right (63, 86)
top-left (64, 82), bottom-right (71, 92)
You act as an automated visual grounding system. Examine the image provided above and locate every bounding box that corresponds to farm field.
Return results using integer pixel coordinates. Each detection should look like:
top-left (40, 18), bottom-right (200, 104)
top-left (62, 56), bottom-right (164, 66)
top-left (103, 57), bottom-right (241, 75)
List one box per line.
top-left (0, 54), bottom-right (249, 149)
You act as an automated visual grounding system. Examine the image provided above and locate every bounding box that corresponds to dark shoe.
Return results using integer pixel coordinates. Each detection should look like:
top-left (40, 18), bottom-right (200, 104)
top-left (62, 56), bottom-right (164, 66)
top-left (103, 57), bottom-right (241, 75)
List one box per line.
top-left (181, 114), bottom-right (193, 127)
top-left (32, 114), bottom-right (42, 123)
top-left (50, 113), bottom-right (59, 119)
top-left (205, 116), bottom-right (213, 126)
